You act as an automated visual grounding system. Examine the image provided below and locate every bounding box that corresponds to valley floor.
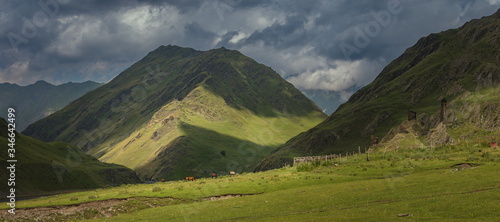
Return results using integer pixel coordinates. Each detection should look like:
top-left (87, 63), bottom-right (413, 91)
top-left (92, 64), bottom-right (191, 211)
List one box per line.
top-left (1, 143), bottom-right (499, 221)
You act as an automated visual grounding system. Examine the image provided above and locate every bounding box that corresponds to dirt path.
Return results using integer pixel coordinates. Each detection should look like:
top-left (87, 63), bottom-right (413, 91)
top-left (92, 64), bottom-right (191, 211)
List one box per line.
top-left (0, 197), bottom-right (173, 221)
top-left (0, 194), bottom-right (260, 221)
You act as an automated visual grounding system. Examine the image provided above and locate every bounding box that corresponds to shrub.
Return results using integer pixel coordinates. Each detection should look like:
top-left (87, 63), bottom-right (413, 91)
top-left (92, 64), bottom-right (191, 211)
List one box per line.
top-left (466, 156), bottom-right (480, 162)
top-left (481, 152), bottom-right (490, 159)
top-left (296, 163), bottom-right (314, 172)
top-left (152, 187), bottom-right (162, 192)
top-left (296, 162), bottom-right (321, 172)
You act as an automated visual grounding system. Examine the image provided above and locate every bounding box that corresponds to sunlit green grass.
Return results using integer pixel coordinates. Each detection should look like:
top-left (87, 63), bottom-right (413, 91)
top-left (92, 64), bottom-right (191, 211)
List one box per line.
top-left (3, 142), bottom-right (499, 221)
top-left (99, 86), bottom-right (325, 179)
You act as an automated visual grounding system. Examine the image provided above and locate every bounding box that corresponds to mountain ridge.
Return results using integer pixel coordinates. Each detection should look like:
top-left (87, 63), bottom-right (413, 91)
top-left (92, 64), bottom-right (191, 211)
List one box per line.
top-left (0, 80), bottom-right (103, 131)
top-left (256, 8), bottom-right (500, 171)
top-left (24, 45), bottom-right (327, 180)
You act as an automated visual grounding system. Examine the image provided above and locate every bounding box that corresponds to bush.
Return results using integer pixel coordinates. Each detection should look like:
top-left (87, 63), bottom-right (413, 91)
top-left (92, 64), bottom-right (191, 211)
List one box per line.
top-left (296, 160), bottom-right (324, 172)
top-left (152, 187), bottom-right (162, 192)
top-left (481, 152), bottom-right (490, 159)
top-left (296, 163), bottom-right (315, 172)
top-left (466, 156), bottom-right (480, 162)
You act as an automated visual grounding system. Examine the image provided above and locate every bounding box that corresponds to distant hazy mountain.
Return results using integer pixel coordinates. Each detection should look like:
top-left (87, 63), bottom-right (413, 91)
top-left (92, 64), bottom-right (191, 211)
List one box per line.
top-left (256, 9), bottom-right (500, 171)
top-left (24, 45), bottom-right (327, 180)
top-left (299, 89), bottom-right (352, 115)
top-left (0, 118), bottom-right (139, 197)
top-left (0, 80), bottom-right (103, 131)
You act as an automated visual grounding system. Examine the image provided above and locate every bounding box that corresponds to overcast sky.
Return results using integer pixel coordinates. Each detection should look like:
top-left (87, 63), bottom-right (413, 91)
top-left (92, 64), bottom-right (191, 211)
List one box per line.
top-left (1, 0), bottom-right (499, 98)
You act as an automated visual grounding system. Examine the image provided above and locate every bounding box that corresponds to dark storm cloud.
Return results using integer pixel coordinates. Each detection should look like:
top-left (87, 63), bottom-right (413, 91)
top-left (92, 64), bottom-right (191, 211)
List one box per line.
top-left (0, 0), bottom-right (499, 90)
top-left (242, 14), bottom-right (308, 50)
top-left (184, 22), bottom-right (216, 39)
top-left (58, 0), bottom-right (203, 15)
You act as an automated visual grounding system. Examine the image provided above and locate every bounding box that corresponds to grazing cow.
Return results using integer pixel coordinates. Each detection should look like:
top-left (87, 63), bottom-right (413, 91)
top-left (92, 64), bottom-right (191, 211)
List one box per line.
top-left (185, 177), bottom-right (195, 181)
top-left (491, 142), bottom-right (498, 148)
top-left (211, 173), bottom-right (217, 179)
top-left (229, 171), bottom-right (236, 176)
top-left (161, 178), bottom-right (165, 182)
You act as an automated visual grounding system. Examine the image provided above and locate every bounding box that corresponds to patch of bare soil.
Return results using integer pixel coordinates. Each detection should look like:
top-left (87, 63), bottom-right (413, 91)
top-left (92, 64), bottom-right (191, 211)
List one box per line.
top-left (202, 193), bottom-right (262, 201)
top-left (0, 193), bottom-right (262, 221)
top-left (0, 197), bottom-right (180, 222)
top-left (451, 163), bottom-right (479, 170)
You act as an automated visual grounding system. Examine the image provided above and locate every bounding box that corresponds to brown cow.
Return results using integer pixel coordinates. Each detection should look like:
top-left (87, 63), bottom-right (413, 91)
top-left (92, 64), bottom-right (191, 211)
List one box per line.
top-left (185, 177), bottom-right (195, 181)
top-left (211, 173), bottom-right (217, 179)
top-left (491, 142), bottom-right (498, 148)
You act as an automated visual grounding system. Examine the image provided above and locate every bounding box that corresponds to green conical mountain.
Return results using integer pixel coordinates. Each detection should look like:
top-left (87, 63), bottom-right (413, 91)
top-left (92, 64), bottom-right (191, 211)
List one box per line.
top-left (256, 9), bottom-right (500, 170)
top-left (24, 45), bottom-right (327, 180)
top-left (0, 118), bottom-right (139, 198)
top-left (0, 80), bottom-right (103, 131)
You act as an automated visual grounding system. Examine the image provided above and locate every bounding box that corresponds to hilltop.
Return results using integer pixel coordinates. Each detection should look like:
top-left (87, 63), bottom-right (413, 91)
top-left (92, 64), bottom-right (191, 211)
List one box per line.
top-left (256, 9), bottom-right (500, 170)
top-left (23, 45), bottom-right (327, 180)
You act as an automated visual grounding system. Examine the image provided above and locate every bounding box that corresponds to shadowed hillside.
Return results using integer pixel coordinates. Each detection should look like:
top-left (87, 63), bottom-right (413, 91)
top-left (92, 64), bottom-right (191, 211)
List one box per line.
top-left (256, 9), bottom-right (500, 171)
top-left (0, 118), bottom-right (139, 198)
top-left (23, 46), bottom-right (327, 180)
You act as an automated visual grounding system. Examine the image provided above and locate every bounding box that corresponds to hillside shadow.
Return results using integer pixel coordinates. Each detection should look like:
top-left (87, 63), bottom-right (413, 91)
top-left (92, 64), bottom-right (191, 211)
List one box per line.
top-left (135, 123), bottom-right (278, 181)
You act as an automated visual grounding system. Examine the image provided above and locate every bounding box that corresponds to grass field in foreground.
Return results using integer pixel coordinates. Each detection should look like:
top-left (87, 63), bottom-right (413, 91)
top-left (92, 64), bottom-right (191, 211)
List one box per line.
top-left (1, 143), bottom-right (499, 221)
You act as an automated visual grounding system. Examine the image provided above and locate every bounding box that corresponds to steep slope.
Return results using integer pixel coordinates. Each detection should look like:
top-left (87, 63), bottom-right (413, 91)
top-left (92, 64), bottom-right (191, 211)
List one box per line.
top-left (0, 118), bottom-right (139, 198)
top-left (0, 80), bottom-right (103, 131)
top-left (256, 9), bottom-right (500, 170)
top-left (24, 45), bottom-right (327, 180)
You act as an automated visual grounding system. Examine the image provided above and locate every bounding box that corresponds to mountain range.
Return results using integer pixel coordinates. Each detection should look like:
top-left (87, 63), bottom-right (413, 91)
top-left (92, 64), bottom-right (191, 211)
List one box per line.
top-left (19, 9), bottom-right (500, 182)
top-left (0, 80), bottom-right (103, 131)
top-left (24, 46), bottom-right (327, 180)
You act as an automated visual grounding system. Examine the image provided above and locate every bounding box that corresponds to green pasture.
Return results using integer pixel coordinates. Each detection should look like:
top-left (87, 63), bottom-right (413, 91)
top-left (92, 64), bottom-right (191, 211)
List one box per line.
top-left (2, 142), bottom-right (499, 221)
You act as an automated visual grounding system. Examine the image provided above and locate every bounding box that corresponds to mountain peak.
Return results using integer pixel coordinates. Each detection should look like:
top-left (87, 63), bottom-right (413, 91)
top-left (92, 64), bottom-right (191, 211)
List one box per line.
top-left (23, 45), bottom-right (326, 180)
top-left (145, 45), bottom-right (201, 60)
top-left (33, 80), bottom-right (52, 86)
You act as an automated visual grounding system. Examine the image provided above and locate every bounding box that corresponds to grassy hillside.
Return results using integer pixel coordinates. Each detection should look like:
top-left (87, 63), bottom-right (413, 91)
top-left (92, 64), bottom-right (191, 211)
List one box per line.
top-left (256, 9), bottom-right (500, 170)
top-left (1, 140), bottom-right (498, 221)
top-left (98, 86), bottom-right (324, 180)
top-left (23, 45), bottom-right (326, 180)
top-left (0, 80), bottom-right (102, 131)
top-left (0, 118), bottom-right (140, 198)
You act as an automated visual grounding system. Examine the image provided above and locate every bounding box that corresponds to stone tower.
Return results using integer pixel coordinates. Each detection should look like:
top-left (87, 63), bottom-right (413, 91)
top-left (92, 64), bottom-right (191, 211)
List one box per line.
top-left (440, 98), bottom-right (447, 122)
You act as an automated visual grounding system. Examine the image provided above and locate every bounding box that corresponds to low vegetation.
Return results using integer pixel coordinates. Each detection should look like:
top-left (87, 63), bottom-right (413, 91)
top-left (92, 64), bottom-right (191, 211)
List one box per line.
top-left (0, 119), bottom-right (140, 197)
top-left (1, 141), bottom-right (498, 221)
top-left (257, 9), bottom-right (500, 170)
